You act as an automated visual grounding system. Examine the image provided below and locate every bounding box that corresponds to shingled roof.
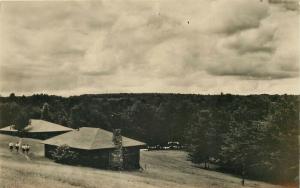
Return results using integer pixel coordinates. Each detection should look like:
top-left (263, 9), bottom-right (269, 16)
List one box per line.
top-left (42, 127), bottom-right (146, 150)
top-left (0, 119), bottom-right (73, 133)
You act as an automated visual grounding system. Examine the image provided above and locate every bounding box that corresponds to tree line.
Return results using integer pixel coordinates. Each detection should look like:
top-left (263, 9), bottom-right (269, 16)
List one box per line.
top-left (185, 94), bottom-right (298, 185)
top-left (0, 93), bottom-right (298, 185)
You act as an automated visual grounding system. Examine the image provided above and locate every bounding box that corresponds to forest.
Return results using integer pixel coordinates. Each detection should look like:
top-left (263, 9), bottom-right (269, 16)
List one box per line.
top-left (0, 93), bottom-right (298, 185)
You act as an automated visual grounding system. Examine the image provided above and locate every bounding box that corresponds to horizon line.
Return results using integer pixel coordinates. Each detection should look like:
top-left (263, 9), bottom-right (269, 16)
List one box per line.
top-left (1, 92), bottom-right (299, 98)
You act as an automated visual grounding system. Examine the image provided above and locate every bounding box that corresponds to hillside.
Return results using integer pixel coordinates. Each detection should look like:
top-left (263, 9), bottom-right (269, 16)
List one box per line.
top-left (0, 134), bottom-right (285, 188)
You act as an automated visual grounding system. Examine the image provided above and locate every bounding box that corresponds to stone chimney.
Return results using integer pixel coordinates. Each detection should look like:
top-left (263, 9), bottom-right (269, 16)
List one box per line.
top-left (113, 129), bottom-right (122, 146)
top-left (110, 129), bottom-right (123, 170)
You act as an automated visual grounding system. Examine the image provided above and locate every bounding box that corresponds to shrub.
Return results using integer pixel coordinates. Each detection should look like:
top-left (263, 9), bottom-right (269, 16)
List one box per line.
top-left (50, 145), bottom-right (78, 164)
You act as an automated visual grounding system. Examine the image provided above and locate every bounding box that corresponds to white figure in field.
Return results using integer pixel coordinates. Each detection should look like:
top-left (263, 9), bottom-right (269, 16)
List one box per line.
top-left (8, 142), bottom-right (14, 152)
top-left (15, 142), bottom-right (20, 152)
top-left (25, 144), bottom-right (30, 155)
top-left (21, 144), bottom-right (26, 153)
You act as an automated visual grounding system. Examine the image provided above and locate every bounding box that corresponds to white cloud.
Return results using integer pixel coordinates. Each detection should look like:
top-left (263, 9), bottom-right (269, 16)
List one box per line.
top-left (0, 0), bottom-right (298, 96)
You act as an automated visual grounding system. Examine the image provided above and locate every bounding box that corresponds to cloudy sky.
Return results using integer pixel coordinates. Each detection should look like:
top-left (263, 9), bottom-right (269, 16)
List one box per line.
top-left (0, 0), bottom-right (299, 96)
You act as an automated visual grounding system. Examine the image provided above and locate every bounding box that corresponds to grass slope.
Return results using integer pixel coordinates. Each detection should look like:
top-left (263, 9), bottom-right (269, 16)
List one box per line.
top-left (0, 134), bottom-right (286, 188)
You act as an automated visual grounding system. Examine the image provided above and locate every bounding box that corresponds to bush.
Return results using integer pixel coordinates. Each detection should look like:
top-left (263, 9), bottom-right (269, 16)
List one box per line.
top-left (50, 145), bottom-right (78, 164)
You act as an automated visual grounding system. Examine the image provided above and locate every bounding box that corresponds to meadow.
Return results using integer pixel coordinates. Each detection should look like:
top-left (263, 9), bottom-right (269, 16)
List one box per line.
top-left (0, 134), bottom-right (286, 188)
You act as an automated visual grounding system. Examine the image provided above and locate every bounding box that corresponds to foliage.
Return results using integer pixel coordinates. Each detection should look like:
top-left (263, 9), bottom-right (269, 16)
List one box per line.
top-left (185, 110), bottom-right (217, 168)
top-left (185, 95), bottom-right (299, 185)
top-left (41, 102), bottom-right (51, 121)
top-left (261, 97), bottom-right (299, 183)
top-left (50, 145), bottom-right (78, 164)
top-left (69, 104), bottom-right (85, 129)
top-left (0, 102), bottom-right (20, 126)
top-left (13, 107), bottom-right (29, 132)
top-left (219, 115), bottom-right (267, 183)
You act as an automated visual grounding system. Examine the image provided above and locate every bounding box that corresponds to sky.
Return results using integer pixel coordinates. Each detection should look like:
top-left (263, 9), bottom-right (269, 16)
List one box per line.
top-left (0, 0), bottom-right (299, 96)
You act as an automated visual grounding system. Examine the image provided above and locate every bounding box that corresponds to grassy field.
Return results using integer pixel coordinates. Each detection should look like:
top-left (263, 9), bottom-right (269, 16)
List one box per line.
top-left (0, 134), bottom-right (288, 188)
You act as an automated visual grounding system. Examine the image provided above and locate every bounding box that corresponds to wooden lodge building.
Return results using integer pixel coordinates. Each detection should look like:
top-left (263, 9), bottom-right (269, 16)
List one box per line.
top-left (42, 127), bottom-right (146, 169)
top-left (0, 119), bottom-right (73, 140)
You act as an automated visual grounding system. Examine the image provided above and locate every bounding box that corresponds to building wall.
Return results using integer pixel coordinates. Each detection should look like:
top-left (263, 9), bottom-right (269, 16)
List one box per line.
top-left (45, 144), bottom-right (56, 159)
top-left (0, 131), bottom-right (70, 140)
top-left (0, 131), bottom-right (17, 137)
top-left (77, 149), bottom-right (110, 168)
top-left (44, 145), bottom-right (141, 169)
top-left (123, 147), bottom-right (140, 169)
top-left (25, 131), bottom-right (70, 140)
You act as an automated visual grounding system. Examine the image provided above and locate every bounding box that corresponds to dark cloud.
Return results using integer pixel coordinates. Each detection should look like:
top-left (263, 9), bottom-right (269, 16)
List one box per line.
top-left (81, 70), bottom-right (115, 77)
top-left (208, 66), bottom-right (298, 80)
top-left (268, 0), bottom-right (299, 11)
top-left (50, 48), bottom-right (86, 57)
top-left (225, 29), bottom-right (277, 55)
top-left (207, 0), bottom-right (270, 35)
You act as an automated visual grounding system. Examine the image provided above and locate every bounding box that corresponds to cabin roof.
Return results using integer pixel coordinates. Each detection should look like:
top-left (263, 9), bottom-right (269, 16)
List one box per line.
top-left (0, 119), bottom-right (73, 133)
top-left (42, 127), bottom-right (146, 150)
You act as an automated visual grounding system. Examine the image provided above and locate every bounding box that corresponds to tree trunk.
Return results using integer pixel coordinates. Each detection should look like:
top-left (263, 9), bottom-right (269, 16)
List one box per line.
top-left (206, 156), bottom-right (210, 169)
top-left (241, 163), bottom-right (245, 186)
